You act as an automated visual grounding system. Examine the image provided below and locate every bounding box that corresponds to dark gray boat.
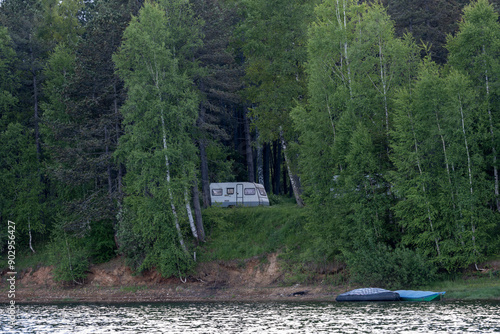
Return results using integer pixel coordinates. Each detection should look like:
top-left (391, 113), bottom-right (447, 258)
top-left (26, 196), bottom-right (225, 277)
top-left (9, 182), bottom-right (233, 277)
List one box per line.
top-left (335, 288), bottom-right (400, 302)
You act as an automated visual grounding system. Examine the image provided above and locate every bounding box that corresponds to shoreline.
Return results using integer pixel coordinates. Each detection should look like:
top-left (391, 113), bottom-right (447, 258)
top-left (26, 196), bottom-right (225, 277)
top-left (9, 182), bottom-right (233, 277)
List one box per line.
top-left (2, 255), bottom-right (499, 304)
top-left (2, 283), bottom-right (340, 304)
top-left (0, 255), bottom-right (343, 304)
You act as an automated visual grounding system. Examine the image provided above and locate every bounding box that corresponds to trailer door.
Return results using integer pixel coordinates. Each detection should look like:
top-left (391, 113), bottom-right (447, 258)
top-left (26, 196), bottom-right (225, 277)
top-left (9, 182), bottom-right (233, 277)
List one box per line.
top-left (236, 184), bottom-right (244, 205)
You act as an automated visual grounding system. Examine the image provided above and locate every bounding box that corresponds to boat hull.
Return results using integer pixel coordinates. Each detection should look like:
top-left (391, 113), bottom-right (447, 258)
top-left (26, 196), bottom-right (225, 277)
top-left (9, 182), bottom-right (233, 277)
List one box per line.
top-left (395, 290), bottom-right (445, 302)
top-left (336, 288), bottom-right (400, 302)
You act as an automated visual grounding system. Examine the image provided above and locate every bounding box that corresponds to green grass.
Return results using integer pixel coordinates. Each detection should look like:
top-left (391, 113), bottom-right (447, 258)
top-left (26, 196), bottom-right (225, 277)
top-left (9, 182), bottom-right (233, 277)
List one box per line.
top-left (420, 273), bottom-right (500, 300)
top-left (0, 242), bottom-right (52, 272)
top-left (200, 202), bottom-right (311, 262)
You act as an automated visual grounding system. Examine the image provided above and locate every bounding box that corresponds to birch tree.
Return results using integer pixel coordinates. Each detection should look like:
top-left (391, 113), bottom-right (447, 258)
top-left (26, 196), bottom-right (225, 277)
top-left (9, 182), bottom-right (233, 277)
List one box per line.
top-left (391, 61), bottom-right (447, 263)
top-left (447, 0), bottom-right (500, 212)
top-left (295, 1), bottom-right (417, 257)
top-left (114, 0), bottom-right (202, 277)
top-left (443, 70), bottom-right (495, 269)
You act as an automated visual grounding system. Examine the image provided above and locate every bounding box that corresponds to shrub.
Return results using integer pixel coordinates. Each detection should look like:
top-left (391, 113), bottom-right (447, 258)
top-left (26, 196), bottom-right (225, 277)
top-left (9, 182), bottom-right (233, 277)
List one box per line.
top-left (49, 237), bottom-right (90, 285)
top-left (344, 243), bottom-right (437, 289)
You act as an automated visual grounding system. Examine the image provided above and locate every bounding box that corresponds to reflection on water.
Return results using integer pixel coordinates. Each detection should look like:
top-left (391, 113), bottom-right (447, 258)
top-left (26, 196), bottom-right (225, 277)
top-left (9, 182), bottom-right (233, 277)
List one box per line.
top-left (1, 301), bottom-right (500, 333)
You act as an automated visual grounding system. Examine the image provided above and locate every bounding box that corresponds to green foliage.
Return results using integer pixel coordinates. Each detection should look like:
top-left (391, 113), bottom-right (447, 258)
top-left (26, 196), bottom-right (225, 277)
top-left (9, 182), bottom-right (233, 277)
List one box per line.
top-left (0, 123), bottom-right (46, 251)
top-left (115, 206), bottom-right (146, 271)
top-left (48, 233), bottom-right (90, 284)
top-left (206, 143), bottom-right (236, 182)
top-left (345, 243), bottom-right (438, 289)
top-left (446, 0), bottom-right (500, 212)
top-left (267, 194), bottom-right (295, 206)
top-left (114, 0), bottom-right (202, 277)
top-left (0, 26), bottom-right (18, 129)
top-left (87, 220), bottom-right (116, 264)
top-left (1, 0), bottom-right (500, 286)
top-left (116, 201), bottom-right (195, 277)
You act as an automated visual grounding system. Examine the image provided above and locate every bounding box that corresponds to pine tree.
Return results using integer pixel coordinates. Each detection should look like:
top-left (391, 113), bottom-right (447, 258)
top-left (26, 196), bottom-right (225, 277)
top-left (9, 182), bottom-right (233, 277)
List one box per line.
top-left (44, 0), bottom-right (135, 244)
top-left (192, 0), bottom-right (243, 209)
top-left (237, 0), bottom-right (316, 206)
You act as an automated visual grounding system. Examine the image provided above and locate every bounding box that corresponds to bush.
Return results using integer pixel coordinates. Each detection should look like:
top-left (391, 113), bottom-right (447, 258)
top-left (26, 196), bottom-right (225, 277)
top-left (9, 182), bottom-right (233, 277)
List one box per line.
top-left (87, 220), bottom-right (116, 263)
top-left (345, 243), bottom-right (437, 289)
top-left (49, 237), bottom-right (90, 285)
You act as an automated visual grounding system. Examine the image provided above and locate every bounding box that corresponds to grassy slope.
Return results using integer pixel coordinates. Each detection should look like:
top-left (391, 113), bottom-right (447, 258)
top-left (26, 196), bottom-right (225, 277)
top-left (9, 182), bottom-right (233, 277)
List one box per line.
top-left (199, 203), bottom-right (310, 262)
top-left (421, 272), bottom-right (500, 300)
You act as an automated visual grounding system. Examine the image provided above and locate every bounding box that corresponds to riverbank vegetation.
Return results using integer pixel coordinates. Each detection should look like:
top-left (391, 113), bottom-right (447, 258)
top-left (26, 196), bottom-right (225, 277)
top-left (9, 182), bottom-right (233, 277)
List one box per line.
top-left (1, 0), bottom-right (500, 290)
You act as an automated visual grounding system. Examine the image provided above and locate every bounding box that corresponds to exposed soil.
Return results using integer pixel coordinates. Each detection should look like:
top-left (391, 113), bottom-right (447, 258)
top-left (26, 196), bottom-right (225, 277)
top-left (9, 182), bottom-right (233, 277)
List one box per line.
top-left (2, 255), bottom-right (498, 304)
top-left (0, 254), bottom-right (346, 304)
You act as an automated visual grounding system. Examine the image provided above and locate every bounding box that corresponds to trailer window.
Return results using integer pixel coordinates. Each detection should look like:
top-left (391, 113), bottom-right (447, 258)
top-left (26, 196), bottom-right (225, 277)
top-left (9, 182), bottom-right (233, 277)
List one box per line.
top-left (226, 188), bottom-right (234, 195)
top-left (212, 189), bottom-right (223, 196)
top-left (244, 188), bottom-right (256, 195)
top-left (257, 188), bottom-right (267, 196)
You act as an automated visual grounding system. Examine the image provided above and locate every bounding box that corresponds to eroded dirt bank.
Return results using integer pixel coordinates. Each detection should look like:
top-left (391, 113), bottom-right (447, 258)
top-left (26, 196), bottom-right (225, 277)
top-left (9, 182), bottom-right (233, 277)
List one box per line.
top-left (0, 254), bottom-right (344, 303)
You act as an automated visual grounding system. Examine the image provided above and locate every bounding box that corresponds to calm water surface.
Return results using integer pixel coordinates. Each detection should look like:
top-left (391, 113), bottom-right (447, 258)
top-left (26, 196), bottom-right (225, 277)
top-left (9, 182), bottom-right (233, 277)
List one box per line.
top-left (1, 301), bottom-right (500, 333)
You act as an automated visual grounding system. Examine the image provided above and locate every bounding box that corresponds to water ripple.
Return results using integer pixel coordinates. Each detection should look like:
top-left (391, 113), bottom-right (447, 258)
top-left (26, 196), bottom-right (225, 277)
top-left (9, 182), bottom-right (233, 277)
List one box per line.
top-left (1, 301), bottom-right (499, 333)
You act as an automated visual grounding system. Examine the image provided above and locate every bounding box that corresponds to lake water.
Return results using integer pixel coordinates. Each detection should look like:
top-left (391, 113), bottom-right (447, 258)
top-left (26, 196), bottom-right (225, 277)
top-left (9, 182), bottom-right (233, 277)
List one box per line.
top-left (1, 301), bottom-right (500, 333)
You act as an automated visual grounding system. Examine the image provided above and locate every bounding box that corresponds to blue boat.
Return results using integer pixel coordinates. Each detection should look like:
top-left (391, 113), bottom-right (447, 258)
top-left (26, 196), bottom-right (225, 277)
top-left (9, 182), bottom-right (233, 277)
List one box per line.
top-left (336, 288), bottom-right (400, 302)
top-left (395, 290), bottom-right (445, 301)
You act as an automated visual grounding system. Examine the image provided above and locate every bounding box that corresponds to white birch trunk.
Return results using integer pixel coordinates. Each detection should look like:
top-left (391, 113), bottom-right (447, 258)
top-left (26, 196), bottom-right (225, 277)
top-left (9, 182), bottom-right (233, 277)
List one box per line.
top-left (148, 56), bottom-right (189, 254)
top-left (337, 0), bottom-right (353, 98)
top-left (28, 219), bottom-right (35, 253)
top-left (160, 114), bottom-right (188, 254)
top-left (458, 93), bottom-right (479, 264)
top-left (378, 37), bottom-right (389, 135)
top-left (184, 187), bottom-right (198, 240)
top-left (279, 128), bottom-right (304, 207)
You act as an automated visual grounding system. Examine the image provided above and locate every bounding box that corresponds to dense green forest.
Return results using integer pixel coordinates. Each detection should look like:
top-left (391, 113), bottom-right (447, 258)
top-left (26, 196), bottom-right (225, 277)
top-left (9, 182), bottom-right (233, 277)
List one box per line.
top-left (1, 0), bottom-right (499, 285)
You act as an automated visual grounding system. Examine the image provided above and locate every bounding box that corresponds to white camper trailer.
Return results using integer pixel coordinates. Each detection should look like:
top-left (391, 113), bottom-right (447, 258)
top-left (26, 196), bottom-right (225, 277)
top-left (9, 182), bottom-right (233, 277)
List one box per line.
top-left (209, 182), bottom-right (270, 207)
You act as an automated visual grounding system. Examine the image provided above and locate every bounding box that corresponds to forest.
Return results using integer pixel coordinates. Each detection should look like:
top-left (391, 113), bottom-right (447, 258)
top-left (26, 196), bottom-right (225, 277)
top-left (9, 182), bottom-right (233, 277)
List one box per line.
top-left (1, 0), bottom-right (500, 285)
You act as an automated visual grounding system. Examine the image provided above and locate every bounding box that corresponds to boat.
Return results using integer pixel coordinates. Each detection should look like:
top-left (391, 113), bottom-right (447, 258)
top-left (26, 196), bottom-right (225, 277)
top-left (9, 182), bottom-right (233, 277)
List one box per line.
top-left (335, 288), bottom-right (400, 302)
top-left (394, 290), bottom-right (445, 302)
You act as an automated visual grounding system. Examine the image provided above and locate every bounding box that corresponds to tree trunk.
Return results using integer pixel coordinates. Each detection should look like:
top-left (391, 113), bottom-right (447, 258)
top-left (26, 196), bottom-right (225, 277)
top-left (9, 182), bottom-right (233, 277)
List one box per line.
top-left (161, 114), bottom-right (188, 254)
top-left (263, 142), bottom-right (270, 192)
top-left (273, 140), bottom-right (280, 195)
top-left (192, 180), bottom-right (205, 242)
top-left (105, 126), bottom-right (113, 196)
top-left (257, 136), bottom-right (264, 185)
top-left (282, 159), bottom-right (288, 196)
top-left (184, 187), bottom-right (198, 240)
top-left (199, 140), bottom-right (211, 208)
top-left (244, 106), bottom-right (255, 182)
top-left (28, 219), bottom-right (35, 253)
top-left (459, 93), bottom-right (479, 265)
top-left (197, 103), bottom-right (211, 208)
top-left (279, 129), bottom-right (304, 207)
